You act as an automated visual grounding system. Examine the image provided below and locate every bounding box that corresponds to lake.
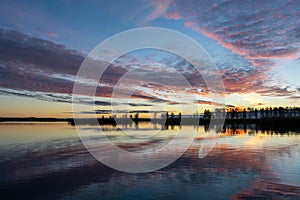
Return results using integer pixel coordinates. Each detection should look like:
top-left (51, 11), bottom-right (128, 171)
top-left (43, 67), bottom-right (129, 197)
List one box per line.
top-left (0, 122), bottom-right (300, 199)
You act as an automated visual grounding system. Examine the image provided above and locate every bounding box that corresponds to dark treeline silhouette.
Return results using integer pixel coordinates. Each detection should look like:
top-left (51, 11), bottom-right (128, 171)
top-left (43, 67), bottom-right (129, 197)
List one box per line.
top-left (1, 107), bottom-right (299, 127)
top-left (203, 106), bottom-right (300, 120)
top-left (201, 106), bottom-right (300, 130)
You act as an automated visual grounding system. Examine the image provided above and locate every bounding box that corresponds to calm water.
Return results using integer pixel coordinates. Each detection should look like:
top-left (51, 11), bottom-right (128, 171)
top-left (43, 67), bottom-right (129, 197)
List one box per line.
top-left (0, 122), bottom-right (300, 199)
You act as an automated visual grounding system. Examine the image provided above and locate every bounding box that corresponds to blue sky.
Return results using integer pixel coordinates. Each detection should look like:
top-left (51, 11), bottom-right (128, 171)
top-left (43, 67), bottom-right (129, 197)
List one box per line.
top-left (0, 0), bottom-right (299, 117)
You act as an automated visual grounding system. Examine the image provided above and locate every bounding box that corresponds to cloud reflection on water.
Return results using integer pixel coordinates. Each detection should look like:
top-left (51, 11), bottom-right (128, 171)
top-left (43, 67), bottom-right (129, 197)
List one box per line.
top-left (0, 123), bottom-right (299, 199)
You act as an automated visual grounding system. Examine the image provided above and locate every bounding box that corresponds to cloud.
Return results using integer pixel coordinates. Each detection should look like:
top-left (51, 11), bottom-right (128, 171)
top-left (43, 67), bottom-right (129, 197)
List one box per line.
top-left (0, 29), bottom-right (84, 74)
top-left (0, 28), bottom-right (83, 96)
top-left (0, 26), bottom-right (296, 108)
top-left (226, 105), bottom-right (235, 108)
top-left (0, 29), bottom-right (188, 105)
top-left (0, 87), bottom-right (114, 106)
top-left (159, 49), bottom-right (293, 97)
top-left (221, 66), bottom-right (293, 96)
top-left (131, 93), bottom-right (169, 103)
top-left (164, 12), bottom-right (181, 20)
top-left (129, 110), bottom-right (150, 113)
top-left (195, 100), bottom-right (225, 107)
top-left (0, 28), bottom-right (128, 100)
top-left (66, 108), bottom-right (166, 115)
top-left (287, 96), bottom-right (300, 100)
top-left (128, 103), bottom-right (152, 107)
top-left (176, 0), bottom-right (299, 59)
top-left (176, 0), bottom-right (299, 61)
top-left (142, 0), bottom-right (172, 24)
top-left (255, 103), bottom-right (264, 106)
top-left (46, 32), bottom-right (58, 37)
top-left (145, 0), bottom-right (300, 97)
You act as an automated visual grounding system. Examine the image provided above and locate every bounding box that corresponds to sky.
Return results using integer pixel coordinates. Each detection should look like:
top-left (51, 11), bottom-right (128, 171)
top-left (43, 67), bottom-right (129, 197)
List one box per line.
top-left (0, 0), bottom-right (299, 117)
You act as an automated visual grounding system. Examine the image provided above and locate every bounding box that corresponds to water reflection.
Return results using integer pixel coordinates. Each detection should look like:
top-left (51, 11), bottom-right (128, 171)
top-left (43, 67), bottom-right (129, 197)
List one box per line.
top-left (0, 122), bottom-right (299, 199)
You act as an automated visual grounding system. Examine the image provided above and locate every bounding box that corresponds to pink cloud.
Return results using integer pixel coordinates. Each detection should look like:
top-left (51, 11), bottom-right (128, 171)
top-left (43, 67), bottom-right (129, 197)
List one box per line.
top-left (46, 32), bottom-right (58, 37)
top-left (165, 11), bottom-right (181, 20)
top-left (184, 21), bottom-right (252, 56)
top-left (163, 0), bottom-right (300, 71)
top-left (142, 0), bottom-right (172, 24)
top-left (184, 21), bottom-right (195, 29)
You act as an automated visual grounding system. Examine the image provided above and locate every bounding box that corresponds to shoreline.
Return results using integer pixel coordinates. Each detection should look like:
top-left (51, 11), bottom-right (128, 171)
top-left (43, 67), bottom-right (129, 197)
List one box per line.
top-left (1, 117), bottom-right (299, 126)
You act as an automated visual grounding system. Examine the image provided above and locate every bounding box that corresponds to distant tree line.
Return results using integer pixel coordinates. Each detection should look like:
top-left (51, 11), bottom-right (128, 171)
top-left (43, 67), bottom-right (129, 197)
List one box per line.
top-left (203, 106), bottom-right (300, 119)
top-left (99, 107), bottom-right (300, 120)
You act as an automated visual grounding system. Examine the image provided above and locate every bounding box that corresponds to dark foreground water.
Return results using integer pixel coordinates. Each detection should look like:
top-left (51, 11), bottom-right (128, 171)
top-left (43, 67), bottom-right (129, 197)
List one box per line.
top-left (0, 122), bottom-right (300, 199)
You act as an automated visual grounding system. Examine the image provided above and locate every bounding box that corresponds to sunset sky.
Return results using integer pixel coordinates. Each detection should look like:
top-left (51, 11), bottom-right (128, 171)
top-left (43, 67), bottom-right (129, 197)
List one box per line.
top-left (0, 0), bottom-right (299, 117)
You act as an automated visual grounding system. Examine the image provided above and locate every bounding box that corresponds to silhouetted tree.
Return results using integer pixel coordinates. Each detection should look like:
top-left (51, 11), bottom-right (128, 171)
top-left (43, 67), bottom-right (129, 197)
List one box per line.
top-left (134, 113), bottom-right (139, 119)
top-left (203, 109), bottom-right (211, 120)
top-left (231, 108), bottom-right (236, 119)
top-left (274, 107), bottom-right (278, 117)
top-left (278, 107), bottom-right (284, 117)
top-left (254, 109), bottom-right (258, 119)
top-left (211, 106), bottom-right (300, 121)
top-left (287, 107), bottom-right (291, 117)
top-left (247, 107), bottom-right (252, 119)
top-left (265, 107), bottom-right (269, 118)
top-left (171, 112), bottom-right (174, 118)
top-left (260, 108), bottom-right (265, 118)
